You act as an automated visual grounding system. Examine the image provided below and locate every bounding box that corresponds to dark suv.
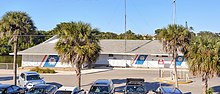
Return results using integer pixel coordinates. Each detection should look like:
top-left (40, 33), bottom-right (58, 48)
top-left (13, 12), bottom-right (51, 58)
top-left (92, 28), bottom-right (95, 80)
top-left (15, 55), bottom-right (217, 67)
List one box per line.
top-left (124, 78), bottom-right (146, 94)
top-left (89, 79), bottom-right (114, 94)
top-left (26, 84), bottom-right (58, 94)
top-left (0, 84), bottom-right (25, 94)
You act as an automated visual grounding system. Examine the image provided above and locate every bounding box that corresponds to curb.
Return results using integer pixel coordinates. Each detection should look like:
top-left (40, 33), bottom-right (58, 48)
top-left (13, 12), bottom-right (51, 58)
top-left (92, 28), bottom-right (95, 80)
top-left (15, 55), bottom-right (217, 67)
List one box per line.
top-left (156, 78), bottom-right (193, 84)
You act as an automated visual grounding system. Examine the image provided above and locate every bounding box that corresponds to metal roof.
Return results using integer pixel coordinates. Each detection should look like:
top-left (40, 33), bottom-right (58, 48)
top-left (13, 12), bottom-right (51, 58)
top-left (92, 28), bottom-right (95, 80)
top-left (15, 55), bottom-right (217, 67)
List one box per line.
top-left (100, 39), bottom-right (167, 55)
top-left (16, 36), bottom-right (178, 55)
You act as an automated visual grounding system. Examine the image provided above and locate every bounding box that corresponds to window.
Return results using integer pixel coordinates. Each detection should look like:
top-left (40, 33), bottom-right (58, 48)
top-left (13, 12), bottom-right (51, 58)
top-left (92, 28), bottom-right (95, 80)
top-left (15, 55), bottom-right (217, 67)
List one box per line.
top-left (11, 85), bottom-right (20, 91)
top-left (127, 86), bottom-right (144, 93)
top-left (27, 75), bottom-right (40, 80)
top-left (90, 86), bottom-right (109, 93)
top-left (109, 54), bottom-right (113, 57)
top-left (162, 55), bottom-right (168, 57)
top-left (21, 73), bottom-right (25, 79)
top-left (28, 88), bottom-right (44, 93)
top-left (7, 87), bottom-right (14, 93)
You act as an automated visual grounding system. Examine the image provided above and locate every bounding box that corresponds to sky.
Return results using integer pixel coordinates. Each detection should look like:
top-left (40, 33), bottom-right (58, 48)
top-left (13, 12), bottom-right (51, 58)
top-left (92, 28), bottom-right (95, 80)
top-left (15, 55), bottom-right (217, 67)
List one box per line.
top-left (0, 0), bottom-right (219, 35)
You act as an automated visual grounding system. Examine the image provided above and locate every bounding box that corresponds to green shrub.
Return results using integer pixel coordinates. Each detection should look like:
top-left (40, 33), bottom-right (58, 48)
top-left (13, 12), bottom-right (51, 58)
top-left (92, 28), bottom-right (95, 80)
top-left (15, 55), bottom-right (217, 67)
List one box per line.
top-left (30, 67), bottom-right (56, 73)
top-left (207, 88), bottom-right (213, 94)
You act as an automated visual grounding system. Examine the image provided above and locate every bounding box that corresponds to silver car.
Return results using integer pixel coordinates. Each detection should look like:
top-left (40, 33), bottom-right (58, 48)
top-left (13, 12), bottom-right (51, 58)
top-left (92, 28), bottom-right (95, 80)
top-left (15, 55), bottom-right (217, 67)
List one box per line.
top-left (88, 79), bottom-right (114, 94)
top-left (18, 71), bottom-right (45, 89)
top-left (55, 86), bottom-right (84, 94)
top-left (155, 86), bottom-right (183, 94)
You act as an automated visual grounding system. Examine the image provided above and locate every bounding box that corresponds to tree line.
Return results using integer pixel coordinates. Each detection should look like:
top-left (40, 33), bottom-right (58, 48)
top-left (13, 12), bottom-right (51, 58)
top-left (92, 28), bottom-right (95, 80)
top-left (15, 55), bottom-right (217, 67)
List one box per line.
top-left (0, 12), bottom-right (152, 55)
top-left (0, 11), bottom-right (219, 93)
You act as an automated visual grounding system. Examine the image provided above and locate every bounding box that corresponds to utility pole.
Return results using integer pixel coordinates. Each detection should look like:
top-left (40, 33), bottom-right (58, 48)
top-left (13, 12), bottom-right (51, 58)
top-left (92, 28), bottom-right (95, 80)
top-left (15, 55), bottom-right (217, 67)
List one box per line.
top-left (13, 33), bottom-right (18, 85)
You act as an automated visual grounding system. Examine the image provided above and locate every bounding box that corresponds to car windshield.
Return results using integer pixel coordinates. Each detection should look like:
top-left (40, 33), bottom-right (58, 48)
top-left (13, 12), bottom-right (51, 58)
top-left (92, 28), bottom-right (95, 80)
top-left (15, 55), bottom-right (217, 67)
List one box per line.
top-left (28, 87), bottom-right (45, 94)
top-left (126, 86), bottom-right (145, 93)
top-left (162, 88), bottom-right (182, 94)
top-left (27, 75), bottom-right (40, 80)
top-left (89, 86), bottom-right (109, 93)
top-left (55, 91), bottom-right (72, 94)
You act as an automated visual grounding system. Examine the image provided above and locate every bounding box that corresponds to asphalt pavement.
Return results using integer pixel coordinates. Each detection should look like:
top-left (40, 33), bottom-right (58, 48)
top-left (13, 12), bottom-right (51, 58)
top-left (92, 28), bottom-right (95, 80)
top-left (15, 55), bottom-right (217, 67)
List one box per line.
top-left (0, 68), bottom-right (220, 94)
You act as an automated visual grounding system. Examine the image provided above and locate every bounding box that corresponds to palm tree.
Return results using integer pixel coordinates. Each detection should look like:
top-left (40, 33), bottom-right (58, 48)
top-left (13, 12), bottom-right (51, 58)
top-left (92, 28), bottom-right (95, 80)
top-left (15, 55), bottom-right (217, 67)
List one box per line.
top-left (0, 11), bottom-right (36, 85)
top-left (157, 24), bottom-right (193, 88)
top-left (54, 21), bottom-right (101, 89)
top-left (185, 32), bottom-right (220, 94)
top-left (0, 12), bottom-right (36, 51)
top-left (0, 11), bottom-right (36, 36)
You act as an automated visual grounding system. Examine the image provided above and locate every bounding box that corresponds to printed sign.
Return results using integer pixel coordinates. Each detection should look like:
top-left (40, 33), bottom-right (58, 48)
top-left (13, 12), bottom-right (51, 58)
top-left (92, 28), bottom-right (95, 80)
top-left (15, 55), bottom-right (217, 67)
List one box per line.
top-left (43, 55), bottom-right (59, 67)
top-left (176, 56), bottom-right (184, 66)
top-left (134, 55), bottom-right (148, 65)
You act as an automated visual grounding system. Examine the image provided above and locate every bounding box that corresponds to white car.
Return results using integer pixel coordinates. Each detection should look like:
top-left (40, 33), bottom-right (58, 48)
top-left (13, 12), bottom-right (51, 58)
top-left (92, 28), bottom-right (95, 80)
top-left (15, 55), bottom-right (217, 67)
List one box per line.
top-left (18, 71), bottom-right (45, 89)
top-left (55, 86), bottom-right (84, 94)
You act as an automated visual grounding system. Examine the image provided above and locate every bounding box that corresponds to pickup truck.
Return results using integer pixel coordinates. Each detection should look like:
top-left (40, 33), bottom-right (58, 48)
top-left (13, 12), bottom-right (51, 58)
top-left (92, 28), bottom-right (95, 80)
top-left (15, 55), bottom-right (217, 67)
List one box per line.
top-left (124, 78), bottom-right (146, 94)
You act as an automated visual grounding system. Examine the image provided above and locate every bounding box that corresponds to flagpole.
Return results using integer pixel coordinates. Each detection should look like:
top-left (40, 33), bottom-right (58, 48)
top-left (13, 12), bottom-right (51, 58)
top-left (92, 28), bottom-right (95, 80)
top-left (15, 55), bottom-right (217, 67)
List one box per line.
top-left (124, 0), bottom-right (127, 53)
top-left (172, 0), bottom-right (179, 88)
top-left (173, 0), bottom-right (176, 24)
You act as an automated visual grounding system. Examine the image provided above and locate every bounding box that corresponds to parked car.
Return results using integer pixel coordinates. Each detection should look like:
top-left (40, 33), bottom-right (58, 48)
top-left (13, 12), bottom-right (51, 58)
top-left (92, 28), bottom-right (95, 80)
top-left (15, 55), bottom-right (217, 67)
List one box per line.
top-left (154, 87), bottom-right (182, 94)
top-left (0, 84), bottom-right (26, 94)
top-left (124, 78), bottom-right (146, 94)
top-left (18, 71), bottom-right (45, 89)
top-left (55, 86), bottom-right (84, 94)
top-left (88, 79), bottom-right (114, 94)
top-left (26, 84), bottom-right (58, 94)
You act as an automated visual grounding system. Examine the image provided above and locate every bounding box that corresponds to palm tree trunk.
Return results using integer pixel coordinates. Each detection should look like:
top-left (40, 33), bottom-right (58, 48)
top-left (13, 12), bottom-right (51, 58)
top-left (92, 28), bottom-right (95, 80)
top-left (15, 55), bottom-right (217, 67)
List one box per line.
top-left (78, 64), bottom-right (81, 90)
top-left (202, 73), bottom-right (208, 94)
top-left (174, 58), bottom-right (178, 88)
top-left (75, 62), bottom-right (82, 90)
top-left (173, 49), bottom-right (178, 88)
top-left (88, 62), bottom-right (92, 69)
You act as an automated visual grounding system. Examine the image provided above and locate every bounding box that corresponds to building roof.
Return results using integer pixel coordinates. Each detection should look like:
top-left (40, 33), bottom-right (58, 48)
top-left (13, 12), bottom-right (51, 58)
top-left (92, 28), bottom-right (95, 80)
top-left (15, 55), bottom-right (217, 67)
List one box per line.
top-left (100, 39), bottom-right (166, 55)
top-left (16, 36), bottom-right (58, 55)
top-left (16, 36), bottom-right (178, 55)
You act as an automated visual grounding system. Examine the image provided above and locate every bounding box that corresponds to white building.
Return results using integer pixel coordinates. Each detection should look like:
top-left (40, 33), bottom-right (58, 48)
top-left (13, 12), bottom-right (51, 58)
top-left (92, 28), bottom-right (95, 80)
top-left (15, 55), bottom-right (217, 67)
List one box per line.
top-left (17, 36), bottom-right (187, 68)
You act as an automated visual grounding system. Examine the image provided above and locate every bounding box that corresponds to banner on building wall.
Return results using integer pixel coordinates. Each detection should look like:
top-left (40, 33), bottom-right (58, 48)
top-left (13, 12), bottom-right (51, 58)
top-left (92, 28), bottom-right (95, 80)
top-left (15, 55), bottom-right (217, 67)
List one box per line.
top-left (132, 55), bottom-right (148, 65)
top-left (41, 55), bottom-right (59, 67)
top-left (176, 56), bottom-right (184, 66)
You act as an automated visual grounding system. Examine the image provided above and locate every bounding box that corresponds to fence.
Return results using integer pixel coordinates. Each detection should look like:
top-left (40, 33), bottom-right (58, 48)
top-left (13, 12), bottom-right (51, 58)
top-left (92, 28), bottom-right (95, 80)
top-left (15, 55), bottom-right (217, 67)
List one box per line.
top-left (0, 63), bottom-right (13, 69)
top-left (158, 68), bottom-right (194, 81)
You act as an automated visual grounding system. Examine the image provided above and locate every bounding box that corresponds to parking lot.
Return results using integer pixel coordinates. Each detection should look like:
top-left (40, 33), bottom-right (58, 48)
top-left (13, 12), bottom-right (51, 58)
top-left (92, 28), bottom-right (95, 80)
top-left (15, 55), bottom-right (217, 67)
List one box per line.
top-left (0, 68), bottom-right (220, 94)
